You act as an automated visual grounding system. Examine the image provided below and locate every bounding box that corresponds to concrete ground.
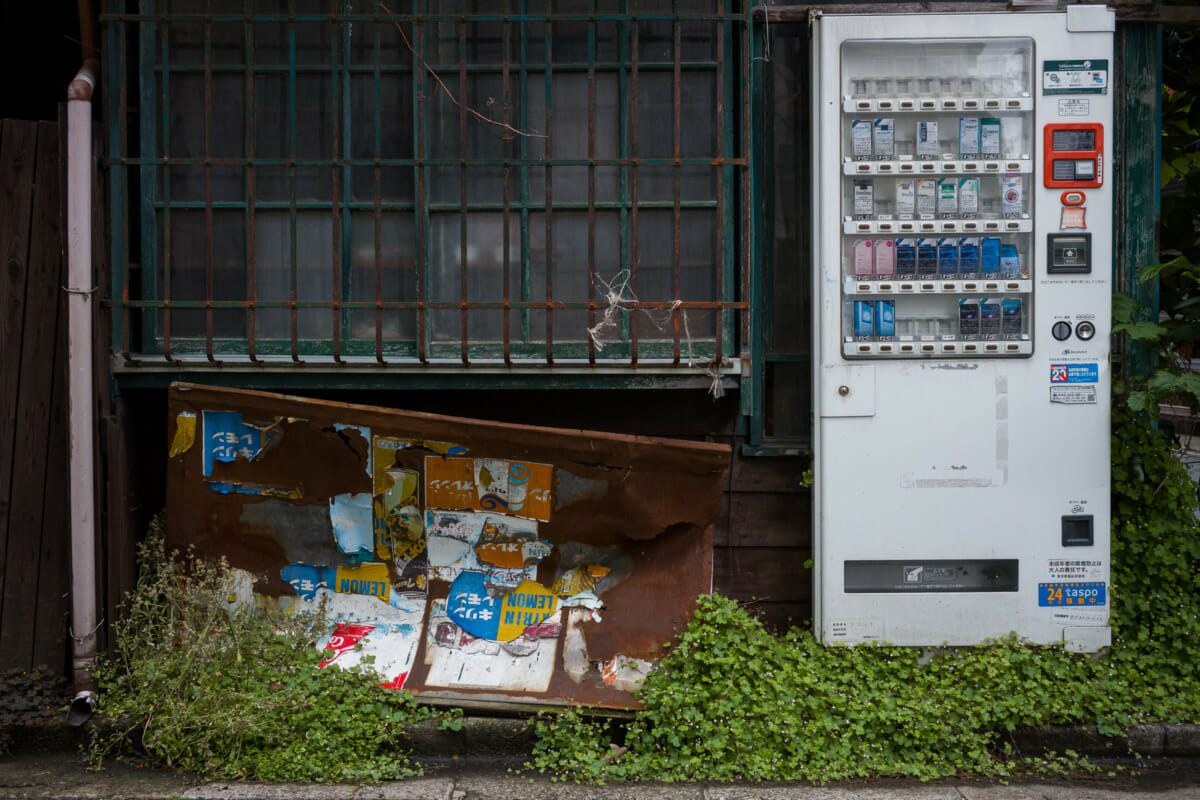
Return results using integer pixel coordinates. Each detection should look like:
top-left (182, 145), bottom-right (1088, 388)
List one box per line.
top-left (3, 720), bottom-right (1200, 800)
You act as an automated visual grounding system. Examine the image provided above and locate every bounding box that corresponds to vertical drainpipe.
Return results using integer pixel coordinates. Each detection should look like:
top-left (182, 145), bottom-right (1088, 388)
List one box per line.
top-left (66, 60), bottom-right (100, 726)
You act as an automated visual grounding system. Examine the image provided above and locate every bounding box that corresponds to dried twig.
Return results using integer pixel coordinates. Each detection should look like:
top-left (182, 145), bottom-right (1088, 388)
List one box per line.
top-left (376, 0), bottom-right (547, 140)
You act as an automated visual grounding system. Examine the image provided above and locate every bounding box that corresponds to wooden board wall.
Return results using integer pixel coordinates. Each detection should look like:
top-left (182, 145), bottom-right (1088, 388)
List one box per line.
top-left (0, 118), bottom-right (71, 674)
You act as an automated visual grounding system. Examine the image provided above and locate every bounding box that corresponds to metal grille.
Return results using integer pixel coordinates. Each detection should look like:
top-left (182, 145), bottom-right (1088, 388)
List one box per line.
top-left (103, 0), bottom-right (751, 372)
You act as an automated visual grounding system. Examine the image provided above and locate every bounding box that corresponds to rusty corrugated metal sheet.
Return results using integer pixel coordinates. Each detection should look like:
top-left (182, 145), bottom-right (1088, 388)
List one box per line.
top-left (165, 382), bottom-right (730, 711)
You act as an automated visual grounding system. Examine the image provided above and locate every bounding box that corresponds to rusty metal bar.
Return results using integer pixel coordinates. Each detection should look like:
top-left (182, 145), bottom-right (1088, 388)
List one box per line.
top-left (713, 6), bottom-right (724, 365)
top-left (543, 4), bottom-right (553, 364)
top-left (118, 16), bottom-right (132, 363)
top-left (585, 0), bottom-right (596, 366)
top-left (414, 8), bottom-right (429, 365)
top-left (203, 0), bottom-right (218, 363)
top-left (459, 12), bottom-right (470, 366)
top-left (374, 14), bottom-right (385, 364)
top-left (740, 0), bottom-right (750, 358)
top-left (288, 0), bottom-right (301, 363)
top-left (671, 0), bottom-right (681, 365)
top-left (502, 5), bottom-right (513, 366)
top-left (629, 1), bottom-right (639, 366)
top-left (246, 0), bottom-right (261, 365)
top-left (160, 8), bottom-right (175, 363)
top-left (332, 9), bottom-right (345, 365)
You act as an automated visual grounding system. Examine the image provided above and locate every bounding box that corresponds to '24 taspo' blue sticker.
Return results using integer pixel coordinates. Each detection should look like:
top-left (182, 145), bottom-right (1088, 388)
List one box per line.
top-left (1038, 582), bottom-right (1106, 607)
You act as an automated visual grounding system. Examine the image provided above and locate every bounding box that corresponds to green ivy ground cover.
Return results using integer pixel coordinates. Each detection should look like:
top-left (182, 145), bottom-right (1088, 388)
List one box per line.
top-left (526, 404), bottom-right (1200, 783)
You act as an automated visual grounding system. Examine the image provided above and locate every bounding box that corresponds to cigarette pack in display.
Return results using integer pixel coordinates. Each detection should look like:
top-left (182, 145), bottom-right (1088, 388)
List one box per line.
top-left (958, 298), bottom-right (980, 337)
top-left (917, 121), bottom-right (938, 160)
top-left (1002, 174), bottom-right (1023, 218)
top-left (938, 178), bottom-right (958, 218)
top-left (958, 117), bottom-right (980, 158)
top-left (979, 299), bottom-right (1001, 336)
top-left (852, 120), bottom-right (872, 161)
top-left (874, 239), bottom-right (896, 276)
top-left (1001, 298), bottom-right (1023, 335)
top-left (854, 301), bottom-right (874, 337)
top-left (917, 238), bottom-right (938, 277)
top-left (895, 179), bottom-right (915, 217)
top-left (916, 178), bottom-right (937, 216)
top-left (958, 177), bottom-right (979, 219)
top-left (981, 237), bottom-right (1001, 274)
top-left (896, 239), bottom-right (917, 276)
top-left (875, 300), bottom-right (896, 337)
top-left (1000, 244), bottom-right (1021, 276)
top-left (852, 239), bottom-right (874, 276)
top-left (854, 179), bottom-right (875, 218)
top-left (958, 237), bottom-right (980, 274)
top-left (873, 118), bottom-right (895, 160)
top-left (980, 118), bottom-right (1001, 158)
top-left (937, 238), bottom-right (959, 275)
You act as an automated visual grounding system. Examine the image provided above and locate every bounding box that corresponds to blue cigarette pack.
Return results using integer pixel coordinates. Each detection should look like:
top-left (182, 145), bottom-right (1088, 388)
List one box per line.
top-left (854, 301), bottom-right (874, 337)
top-left (917, 239), bottom-right (938, 276)
top-left (875, 300), bottom-right (895, 336)
top-left (958, 298), bottom-right (980, 337)
top-left (959, 237), bottom-right (980, 274)
top-left (981, 237), bottom-right (1001, 274)
top-left (979, 299), bottom-right (1000, 335)
top-left (1000, 244), bottom-right (1021, 277)
top-left (937, 238), bottom-right (959, 275)
top-left (1001, 297), bottom-right (1023, 335)
top-left (896, 239), bottom-right (917, 276)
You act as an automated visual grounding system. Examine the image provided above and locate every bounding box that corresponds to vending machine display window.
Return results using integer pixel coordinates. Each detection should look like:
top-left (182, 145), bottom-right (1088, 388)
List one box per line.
top-left (837, 38), bottom-right (1035, 359)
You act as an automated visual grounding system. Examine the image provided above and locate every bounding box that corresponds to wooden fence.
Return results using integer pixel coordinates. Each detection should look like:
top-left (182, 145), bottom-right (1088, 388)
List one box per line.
top-left (0, 118), bottom-right (71, 674)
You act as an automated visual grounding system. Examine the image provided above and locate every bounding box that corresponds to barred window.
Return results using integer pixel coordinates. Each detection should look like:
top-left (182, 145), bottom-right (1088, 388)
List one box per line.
top-left (106, 0), bottom-right (750, 368)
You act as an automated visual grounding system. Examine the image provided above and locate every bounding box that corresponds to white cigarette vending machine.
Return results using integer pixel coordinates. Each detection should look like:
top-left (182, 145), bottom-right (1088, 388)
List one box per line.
top-left (811, 8), bottom-right (1114, 650)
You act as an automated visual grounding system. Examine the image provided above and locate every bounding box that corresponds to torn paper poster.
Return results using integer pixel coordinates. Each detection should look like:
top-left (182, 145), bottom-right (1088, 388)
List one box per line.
top-left (281, 562), bottom-right (393, 604)
top-left (374, 468), bottom-right (422, 561)
top-left (424, 457), bottom-right (476, 510)
top-left (202, 410), bottom-right (273, 477)
top-left (169, 412), bottom-right (197, 458)
top-left (317, 621), bottom-right (417, 690)
top-left (330, 492), bottom-right (374, 558)
top-left (560, 590), bottom-right (604, 611)
top-left (600, 654), bottom-right (654, 693)
top-left (427, 512), bottom-right (545, 585)
top-left (331, 424), bottom-right (372, 479)
top-left (562, 609), bottom-right (591, 683)
top-left (423, 600), bottom-right (558, 692)
top-left (475, 538), bottom-right (553, 570)
top-left (475, 459), bottom-right (553, 521)
top-left (446, 571), bottom-right (559, 641)
top-left (205, 480), bottom-right (302, 499)
top-left (553, 564), bottom-right (612, 596)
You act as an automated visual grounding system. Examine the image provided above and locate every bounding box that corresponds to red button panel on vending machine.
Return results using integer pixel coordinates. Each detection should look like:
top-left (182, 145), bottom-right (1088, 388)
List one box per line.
top-left (1043, 123), bottom-right (1103, 188)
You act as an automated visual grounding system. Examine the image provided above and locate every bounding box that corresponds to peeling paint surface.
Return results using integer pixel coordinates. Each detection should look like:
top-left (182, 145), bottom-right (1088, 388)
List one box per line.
top-left (167, 383), bottom-right (729, 711)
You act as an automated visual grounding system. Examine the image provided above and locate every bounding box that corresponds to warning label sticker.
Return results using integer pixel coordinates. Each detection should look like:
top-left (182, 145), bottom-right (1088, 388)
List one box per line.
top-left (1050, 363), bottom-right (1098, 383)
top-left (1050, 385), bottom-right (1097, 404)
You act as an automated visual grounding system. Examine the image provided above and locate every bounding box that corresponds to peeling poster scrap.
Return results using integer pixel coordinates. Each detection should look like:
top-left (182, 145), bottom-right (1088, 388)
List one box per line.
top-left (169, 412), bottom-right (197, 458)
top-left (446, 571), bottom-right (559, 641)
top-left (202, 410), bottom-right (271, 477)
top-left (329, 492), bottom-right (375, 559)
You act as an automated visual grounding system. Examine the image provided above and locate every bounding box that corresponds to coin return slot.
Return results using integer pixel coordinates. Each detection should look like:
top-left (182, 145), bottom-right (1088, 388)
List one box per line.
top-left (985, 343), bottom-right (999, 352)
top-left (900, 344), bottom-right (915, 353)
top-left (921, 344), bottom-right (936, 353)
top-left (1005, 343), bottom-right (1020, 352)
